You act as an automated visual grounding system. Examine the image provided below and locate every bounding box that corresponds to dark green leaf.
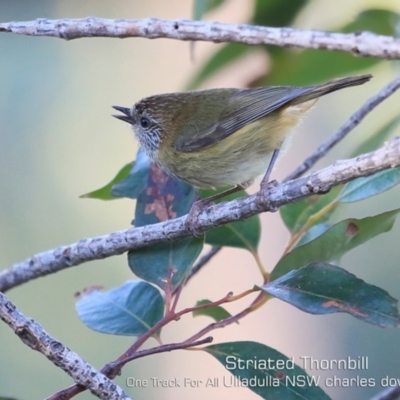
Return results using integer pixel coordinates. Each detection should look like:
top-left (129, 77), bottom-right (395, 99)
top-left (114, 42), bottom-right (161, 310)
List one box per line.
top-left (200, 188), bottom-right (261, 251)
top-left (272, 209), bottom-right (400, 280)
top-left (339, 168), bottom-right (400, 203)
top-left (263, 263), bottom-right (399, 327)
top-left (193, 299), bottom-right (233, 322)
top-left (129, 164), bottom-right (203, 291)
top-left (263, 9), bottom-right (399, 86)
top-left (253, 0), bottom-right (308, 27)
top-left (351, 114), bottom-right (400, 157)
top-left (263, 49), bottom-right (378, 87)
top-left (80, 162), bottom-right (133, 200)
top-left (205, 341), bottom-right (330, 400)
top-left (187, 44), bottom-right (249, 89)
top-left (112, 148), bottom-right (151, 199)
top-left (280, 188), bottom-right (340, 233)
top-left (76, 281), bottom-right (164, 336)
top-left (193, 0), bottom-right (224, 20)
top-left (128, 236), bottom-right (204, 292)
top-left (188, 0), bottom-right (309, 89)
top-left (134, 163), bottom-right (196, 226)
top-left (296, 223), bottom-right (331, 247)
top-left (342, 9), bottom-right (399, 36)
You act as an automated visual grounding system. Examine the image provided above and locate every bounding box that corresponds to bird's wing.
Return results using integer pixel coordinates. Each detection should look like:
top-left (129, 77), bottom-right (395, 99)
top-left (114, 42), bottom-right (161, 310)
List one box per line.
top-left (175, 85), bottom-right (309, 152)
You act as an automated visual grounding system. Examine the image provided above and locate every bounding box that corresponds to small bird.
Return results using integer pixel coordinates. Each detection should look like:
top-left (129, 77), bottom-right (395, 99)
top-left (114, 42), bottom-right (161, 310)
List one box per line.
top-left (113, 74), bottom-right (371, 200)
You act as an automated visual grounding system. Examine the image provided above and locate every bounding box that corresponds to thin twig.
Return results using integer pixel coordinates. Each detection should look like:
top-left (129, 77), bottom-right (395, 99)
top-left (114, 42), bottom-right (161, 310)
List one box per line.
top-left (0, 18), bottom-right (400, 59)
top-left (0, 291), bottom-right (130, 400)
top-left (112, 337), bottom-right (213, 367)
top-left (1, 137), bottom-right (400, 293)
top-left (53, 291), bottom-right (236, 399)
top-left (185, 246), bottom-right (222, 285)
top-left (371, 386), bottom-right (400, 400)
top-left (285, 72), bottom-right (400, 182)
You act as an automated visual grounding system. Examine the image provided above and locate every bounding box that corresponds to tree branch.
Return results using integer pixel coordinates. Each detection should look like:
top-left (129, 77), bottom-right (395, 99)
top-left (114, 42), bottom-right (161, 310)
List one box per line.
top-left (1, 17), bottom-right (400, 59)
top-left (285, 72), bottom-right (400, 181)
top-left (1, 137), bottom-right (400, 293)
top-left (184, 246), bottom-right (222, 287)
top-left (0, 291), bottom-right (130, 400)
top-left (371, 386), bottom-right (400, 400)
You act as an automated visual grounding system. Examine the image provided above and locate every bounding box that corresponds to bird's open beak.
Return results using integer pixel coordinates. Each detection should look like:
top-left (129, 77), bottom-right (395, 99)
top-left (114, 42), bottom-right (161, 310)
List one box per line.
top-left (112, 105), bottom-right (134, 124)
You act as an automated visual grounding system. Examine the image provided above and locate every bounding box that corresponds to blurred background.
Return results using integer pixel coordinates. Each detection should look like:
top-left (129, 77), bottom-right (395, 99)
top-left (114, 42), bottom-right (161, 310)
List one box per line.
top-left (1, 1), bottom-right (400, 399)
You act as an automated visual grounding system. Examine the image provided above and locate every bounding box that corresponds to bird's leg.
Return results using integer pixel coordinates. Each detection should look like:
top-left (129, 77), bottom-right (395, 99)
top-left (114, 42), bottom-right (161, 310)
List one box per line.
top-left (258, 148), bottom-right (280, 210)
top-left (185, 184), bottom-right (245, 236)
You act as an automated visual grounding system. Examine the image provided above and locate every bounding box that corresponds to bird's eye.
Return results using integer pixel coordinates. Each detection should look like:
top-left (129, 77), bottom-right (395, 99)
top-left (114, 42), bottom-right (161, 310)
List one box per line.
top-left (140, 117), bottom-right (151, 128)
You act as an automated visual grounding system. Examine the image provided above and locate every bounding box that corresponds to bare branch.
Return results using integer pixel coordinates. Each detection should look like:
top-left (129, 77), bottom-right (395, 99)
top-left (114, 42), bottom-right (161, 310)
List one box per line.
top-left (0, 291), bottom-right (130, 400)
top-left (113, 337), bottom-right (213, 366)
top-left (0, 17), bottom-right (400, 59)
top-left (1, 137), bottom-right (400, 293)
top-left (371, 386), bottom-right (400, 400)
top-left (184, 246), bottom-right (222, 287)
top-left (285, 72), bottom-right (400, 181)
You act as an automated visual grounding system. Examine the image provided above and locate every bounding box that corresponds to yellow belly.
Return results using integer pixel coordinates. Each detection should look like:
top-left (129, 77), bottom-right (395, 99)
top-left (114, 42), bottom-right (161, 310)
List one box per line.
top-left (159, 101), bottom-right (315, 188)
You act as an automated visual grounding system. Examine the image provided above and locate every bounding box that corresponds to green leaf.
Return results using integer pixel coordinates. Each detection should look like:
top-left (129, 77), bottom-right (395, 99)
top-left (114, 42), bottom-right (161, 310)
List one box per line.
top-left (272, 209), bottom-right (400, 280)
top-left (128, 236), bottom-right (204, 292)
top-left (187, 43), bottom-right (249, 89)
top-left (76, 281), bottom-right (164, 336)
top-left (252, 0), bottom-right (308, 27)
top-left (280, 188), bottom-right (340, 233)
top-left (200, 188), bottom-right (261, 251)
top-left (129, 164), bottom-right (203, 291)
top-left (263, 9), bottom-right (399, 86)
top-left (188, 0), bottom-right (309, 89)
top-left (342, 9), bottom-right (399, 36)
top-left (112, 148), bottom-right (151, 199)
top-left (339, 167), bottom-right (400, 203)
top-left (296, 223), bottom-right (331, 247)
top-left (205, 341), bottom-right (330, 400)
top-left (193, 299), bottom-right (233, 322)
top-left (193, 0), bottom-right (224, 20)
top-left (80, 162), bottom-right (133, 200)
top-left (262, 48), bottom-right (377, 86)
top-left (263, 263), bottom-right (399, 327)
top-left (351, 114), bottom-right (400, 157)
top-left (134, 163), bottom-right (196, 226)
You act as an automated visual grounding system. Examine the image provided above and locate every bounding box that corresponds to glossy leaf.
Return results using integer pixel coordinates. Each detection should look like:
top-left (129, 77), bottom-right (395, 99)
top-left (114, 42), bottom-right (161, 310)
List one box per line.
top-left (205, 341), bottom-right (330, 400)
top-left (134, 163), bottom-right (196, 227)
top-left (128, 236), bottom-right (204, 292)
top-left (129, 164), bottom-right (203, 291)
top-left (193, 0), bottom-right (224, 20)
top-left (272, 209), bottom-right (400, 280)
top-left (76, 281), bottom-right (164, 336)
top-left (263, 263), bottom-right (399, 327)
top-left (112, 148), bottom-right (151, 199)
top-left (280, 188), bottom-right (340, 233)
top-left (339, 168), bottom-right (400, 203)
top-left (351, 114), bottom-right (400, 157)
top-left (80, 162), bottom-right (133, 200)
top-left (200, 188), bottom-right (261, 251)
top-left (193, 299), bottom-right (233, 322)
top-left (296, 223), bottom-right (331, 247)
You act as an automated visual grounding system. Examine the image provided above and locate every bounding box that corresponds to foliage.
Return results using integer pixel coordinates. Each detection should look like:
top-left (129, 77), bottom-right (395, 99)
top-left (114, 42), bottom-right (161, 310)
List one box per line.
top-left (76, 1), bottom-right (400, 399)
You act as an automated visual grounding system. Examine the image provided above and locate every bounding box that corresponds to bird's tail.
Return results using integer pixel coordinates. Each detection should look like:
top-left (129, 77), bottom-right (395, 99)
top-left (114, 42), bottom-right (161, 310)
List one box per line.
top-left (290, 74), bottom-right (372, 105)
